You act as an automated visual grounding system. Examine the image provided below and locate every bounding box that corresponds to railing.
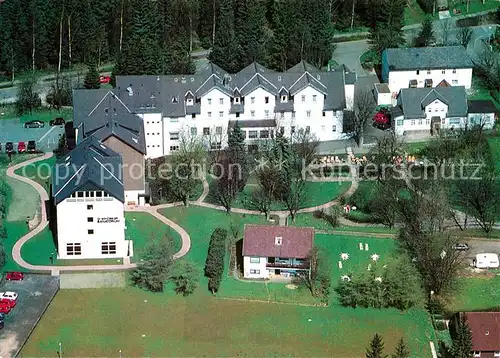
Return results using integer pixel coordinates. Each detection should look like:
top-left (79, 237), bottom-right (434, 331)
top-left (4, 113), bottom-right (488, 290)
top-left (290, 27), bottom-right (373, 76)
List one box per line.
top-left (266, 262), bottom-right (309, 269)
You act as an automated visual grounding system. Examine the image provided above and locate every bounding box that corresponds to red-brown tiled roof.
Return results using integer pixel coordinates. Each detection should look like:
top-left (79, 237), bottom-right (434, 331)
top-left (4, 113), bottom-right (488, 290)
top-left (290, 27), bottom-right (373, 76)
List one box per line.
top-left (242, 225), bottom-right (314, 259)
top-left (436, 79), bottom-right (451, 87)
top-left (465, 312), bottom-right (500, 351)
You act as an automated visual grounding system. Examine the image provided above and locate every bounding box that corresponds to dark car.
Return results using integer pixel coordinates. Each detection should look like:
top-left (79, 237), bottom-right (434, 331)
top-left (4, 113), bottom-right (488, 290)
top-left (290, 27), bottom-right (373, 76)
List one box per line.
top-left (452, 243), bottom-right (469, 251)
top-left (24, 120), bottom-right (44, 128)
top-left (49, 117), bottom-right (65, 126)
top-left (5, 142), bottom-right (14, 154)
top-left (0, 321), bottom-right (4, 330)
top-left (0, 312), bottom-right (5, 321)
top-left (27, 140), bottom-right (36, 153)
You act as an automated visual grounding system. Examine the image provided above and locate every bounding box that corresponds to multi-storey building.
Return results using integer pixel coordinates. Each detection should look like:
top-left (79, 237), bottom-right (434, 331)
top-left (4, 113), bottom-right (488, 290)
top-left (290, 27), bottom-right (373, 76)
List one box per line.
top-left (52, 136), bottom-right (131, 259)
top-left (114, 60), bottom-right (356, 158)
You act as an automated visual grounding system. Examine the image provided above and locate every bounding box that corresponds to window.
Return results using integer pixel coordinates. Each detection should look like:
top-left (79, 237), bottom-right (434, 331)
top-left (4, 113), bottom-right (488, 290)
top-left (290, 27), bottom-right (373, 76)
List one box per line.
top-left (87, 217), bottom-right (93, 223)
top-left (493, 351), bottom-right (500, 357)
top-left (275, 236), bottom-right (282, 245)
top-left (452, 80), bottom-right (458, 85)
top-left (397, 119), bottom-right (403, 126)
top-left (426, 119), bottom-right (430, 125)
top-left (452, 69), bottom-right (457, 74)
top-left (411, 120), bottom-right (415, 125)
top-left (96, 191), bottom-right (102, 198)
top-left (441, 70), bottom-right (445, 74)
top-left (280, 111), bottom-right (284, 119)
top-left (250, 257), bottom-right (260, 263)
top-left (203, 127), bottom-right (210, 135)
top-left (449, 118), bottom-right (461, 125)
top-left (87, 204), bottom-right (93, 210)
top-left (312, 94), bottom-right (317, 103)
top-left (292, 111), bottom-right (296, 118)
top-left (208, 98), bottom-right (212, 105)
top-left (249, 269), bottom-right (260, 274)
top-left (440, 108), bottom-right (444, 112)
top-left (234, 97), bottom-right (240, 104)
top-left (322, 111), bottom-right (326, 117)
top-left (88, 229), bottom-right (94, 235)
top-left (171, 96), bottom-right (178, 103)
top-left (260, 130), bottom-right (269, 138)
top-left (473, 352), bottom-right (481, 358)
top-left (332, 125), bottom-right (337, 132)
top-left (265, 110), bottom-right (269, 118)
top-left (170, 118), bottom-right (179, 123)
top-left (418, 119), bottom-right (423, 125)
top-left (192, 113), bottom-right (196, 119)
top-left (281, 95), bottom-right (287, 102)
top-left (102, 242), bottom-right (117, 255)
top-left (305, 126), bottom-right (310, 134)
top-left (279, 127), bottom-right (285, 134)
top-left (219, 98), bottom-right (224, 105)
top-left (301, 95), bottom-right (306, 102)
top-left (208, 112), bottom-right (212, 118)
top-left (219, 111), bottom-right (224, 118)
top-left (170, 145), bottom-right (179, 151)
top-left (265, 96), bottom-right (269, 104)
top-left (416, 70), bottom-right (420, 75)
top-left (427, 70), bottom-right (431, 75)
top-left (248, 130), bottom-right (258, 139)
top-left (186, 98), bottom-right (193, 106)
top-left (306, 110), bottom-right (311, 118)
top-left (169, 132), bottom-right (179, 140)
top-left (291, 126), bottom-right (296, 133)
top-left (216, 126), bottom-right (222, 135)
top-left (190, 127), bottom-right (197, 136)
top-left (236, 112), bottom-right (240, 118)
top-left (441, 118), bottom-right (446, 125)
top-left (66, 243), bottom-right (81, 256)
top-left (250, 110), bottom-right (255, 117)
top-left (251, 97), bottom-right (255, 104)
top-left (428, 108), bottom-right (432, 112)
top-left (242, 131), bottom-right (247, 139)
top-left (71, 193), bottom-right (76, 198)
top-left (77, 191), bottom-right (84, 198)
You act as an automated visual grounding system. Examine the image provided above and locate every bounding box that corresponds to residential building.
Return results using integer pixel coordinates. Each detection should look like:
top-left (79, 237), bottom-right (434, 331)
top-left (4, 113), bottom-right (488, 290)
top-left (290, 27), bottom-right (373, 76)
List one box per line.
top-left (73, 90), bottom-right (148, 205)
top-left (242, 225), bottom-right (314, 279)
top-left (114, 61), bottom-right (356, 158)
top-left (391, 86), bottom-right (468, 135)
top-left (51, 136), bottom-right (131, 260)
top-left (467, 100), bottom-right (498, 130)
top-left (451, 312), bottom-right (500, 358)
top-left (382, 46), bottom-right (473, 96)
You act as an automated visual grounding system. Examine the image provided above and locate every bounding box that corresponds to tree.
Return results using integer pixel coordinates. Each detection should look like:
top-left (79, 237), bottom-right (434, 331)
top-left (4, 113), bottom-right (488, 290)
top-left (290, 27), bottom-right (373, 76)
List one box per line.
top-left (368, 0), bottom-right (405, 54)
top-left (208, 0), bottom-right (239, 72)
top-left (451, 314), bottom-right (473, 358)
top-left (368, 179), bottom-right (404, 229)
top-left (169, 260), bottom-right (199, 296)
top-left (16, 76), bottom-right (41, 115)
top-left (291, 128), bottom-right (320, 167)
top-left (456, 27), bottom-right (473, 48)
top-left (46, 76), bottom-right (73, 110)
top-left (130, 236), bottom-right (174, 292)
top-left (301, 246), bottom-right (331, 304)
top-left (392, 338), bottom-right (410, 358)
top-left (366, 333), bottom-right (387, 358)
top-left (353, 89), bottom-right (376, 147)
top-left (0, 240), bottom-right (6, 271)
top-left (204, 228), bottom-right (227, 294)
top-left (439, 18), bottom-right (452, 46)
top-left (83, 61), bottom-right (100, 89)
top-left (414, 17), bottom-right (435, 47)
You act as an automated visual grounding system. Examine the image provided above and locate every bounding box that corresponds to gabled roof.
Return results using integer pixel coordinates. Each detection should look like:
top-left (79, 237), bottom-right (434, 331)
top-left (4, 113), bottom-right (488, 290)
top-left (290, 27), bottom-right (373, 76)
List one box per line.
top-left (52, 136), bottom-right (124, 204)
top-left (240, 73), bottom-right (278, 96)
top-left (436, 79), bottom-right (451, 87)
top-left (464, 312), bottom-right (500, 352)
top-left (73, 89), bottom-right (146, 154)
top-left (384, 46), bottom-right (473, 71)
top-left (238, 62), bottom-right (270, 75)
top-left (287, 60), bottom-right (319, 73)
top-left (242, 225), bottom-right (314, 259)
top-left (398, 86), bottom-right (467, 119)
top-left (468, 100), bottom-right (498, 114)
top-left (289, 72), bottom-right (327, 96)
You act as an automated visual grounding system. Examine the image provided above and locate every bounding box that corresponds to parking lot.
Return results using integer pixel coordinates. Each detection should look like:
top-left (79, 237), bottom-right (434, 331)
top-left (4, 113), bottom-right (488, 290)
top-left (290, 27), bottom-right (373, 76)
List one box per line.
top-left (0, 118), bottom-right (64, 153)
top-left (0, 274), bottom-right (59, 358)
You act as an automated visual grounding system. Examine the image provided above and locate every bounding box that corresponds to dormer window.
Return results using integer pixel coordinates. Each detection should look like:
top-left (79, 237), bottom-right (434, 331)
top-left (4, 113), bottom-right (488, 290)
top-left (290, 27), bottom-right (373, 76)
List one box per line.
top-left (275, 236), bottom-right (282, 246)
top-left (234, 97), bottom-right (240, 104)
top-left (171, 96), bottom-right (179, 103)
top-left (186, 98), bottom-right (193, 106)
top-left (281, 95), bottom-right (287, 103)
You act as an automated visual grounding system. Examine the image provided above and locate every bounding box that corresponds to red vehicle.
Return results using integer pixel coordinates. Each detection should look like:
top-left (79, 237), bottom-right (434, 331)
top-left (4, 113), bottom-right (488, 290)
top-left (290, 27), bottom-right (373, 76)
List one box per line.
top-left (0, 304), bottom-right (11, 314)
top-left (0, 299), bottom-right (15, 309)
top-left (5, 272), bottom-right (24, 281)
top-left (17, 141), bottom-right (26, 153)
top-left (99, 75), bottom-right (111, 84)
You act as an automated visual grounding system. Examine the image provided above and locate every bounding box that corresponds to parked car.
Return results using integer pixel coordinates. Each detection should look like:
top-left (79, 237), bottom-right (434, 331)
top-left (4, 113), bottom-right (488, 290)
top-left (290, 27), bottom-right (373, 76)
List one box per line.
top-left (0, 292), bottom-right (18, 301)
top-left (0, 298), bottom-right (15, 309)
top-left (6, 272), bottom-right (24, 281)
top-left (0, 321), bottom-right (4, 330)
top-left (17, 141), bottom-right (26, 153)
top-left (99, 75), bottom-right (111, 84)
top-left (49, 117), bottom-right (65, 126)
top-left (5, 142), bottom-right (14, 154)
top-left (0, 304), bottom-right (11, 314)
top-left (24, 120), bottom-right (44, 128)
top-left (27, 140), bottom-right (36, 153)
top-left (0, 312), bottom-right (5, 321)
top-left (452, 243), bottom-right (469, 251)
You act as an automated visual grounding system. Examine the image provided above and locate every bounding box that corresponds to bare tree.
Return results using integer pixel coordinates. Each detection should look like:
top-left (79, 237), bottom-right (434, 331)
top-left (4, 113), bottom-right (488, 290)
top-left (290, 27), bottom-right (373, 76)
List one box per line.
top-left (353, 89), bottom-right (376, 147)
top-left (439, 18), bottom-right (452, 46)
top-left (250, 165), bottom-right (281, 220)
top-left (291, 128), bottom-right (320, 166)
top-left (456, 26), bottom-right (473, 48)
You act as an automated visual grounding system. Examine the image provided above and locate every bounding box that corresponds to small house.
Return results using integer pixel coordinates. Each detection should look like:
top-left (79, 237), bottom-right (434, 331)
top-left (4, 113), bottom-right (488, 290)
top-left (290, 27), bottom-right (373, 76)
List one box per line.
top-left (451, 312), bottom-right (500, 358)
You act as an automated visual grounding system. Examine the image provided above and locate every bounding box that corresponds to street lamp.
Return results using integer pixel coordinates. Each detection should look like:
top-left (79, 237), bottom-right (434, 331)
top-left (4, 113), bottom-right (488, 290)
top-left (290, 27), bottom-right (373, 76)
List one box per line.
top-left (119, 350), bottom-right (122, 358)
top-left (59, 342), bottom-right (62, 358)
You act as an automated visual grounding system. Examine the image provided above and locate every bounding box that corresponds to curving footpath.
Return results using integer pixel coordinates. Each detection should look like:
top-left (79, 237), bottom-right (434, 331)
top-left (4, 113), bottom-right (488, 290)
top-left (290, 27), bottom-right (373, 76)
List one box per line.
top-left (6, 153), bottom-right (191, 273)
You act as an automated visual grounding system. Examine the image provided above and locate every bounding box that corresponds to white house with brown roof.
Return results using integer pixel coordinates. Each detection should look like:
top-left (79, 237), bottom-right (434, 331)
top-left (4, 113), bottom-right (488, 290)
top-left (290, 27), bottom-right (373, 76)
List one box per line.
top-left (242, 225), bottom-right (314, 279)
top-left (452, 312), bottom-right (500, 358)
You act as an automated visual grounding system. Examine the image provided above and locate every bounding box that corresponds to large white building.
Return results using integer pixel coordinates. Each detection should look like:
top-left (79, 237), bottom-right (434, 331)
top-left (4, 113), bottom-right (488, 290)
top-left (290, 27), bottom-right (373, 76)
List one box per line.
top-left (114, 61), bottom-right (357, 158)
top-left (382, 46), bottom-right (473, 97)
top-left (52, 136), bottom-right (132, 260)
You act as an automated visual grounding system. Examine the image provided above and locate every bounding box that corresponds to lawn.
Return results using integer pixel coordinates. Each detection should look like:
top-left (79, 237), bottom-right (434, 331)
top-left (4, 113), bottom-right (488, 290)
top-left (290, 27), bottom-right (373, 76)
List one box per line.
top-left (488, 137), bottom-right (500, 174)
top-left (448, 276), bottom-right (500, 312)
top-left (206, 181), bottom-right (351, 211)
top-left (21, 287), bottom-right (434, 357)
top-left (1, 220), bottom-right (29, 272)
top-left (406, 141), bottom-right (429, 155)
top-left (14, 155), bottom-right (56, 192)
top-left (450, 0), bottom-right (500, 16)
top-left (0, 105), bottom-right (73, 123)
top-left (404, 0), bottom-right (433, 26)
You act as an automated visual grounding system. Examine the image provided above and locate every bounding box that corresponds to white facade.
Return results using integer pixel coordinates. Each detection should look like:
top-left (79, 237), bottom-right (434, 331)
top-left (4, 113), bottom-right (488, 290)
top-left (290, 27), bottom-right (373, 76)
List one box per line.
top-left (56, 190), bottom-right (130, 260)
top-left (125, 190), bottom-right (146, 206)
top-left (467, 112), bottom-right (496, 130)
top-left (243, 256), bottom-right (269, 279)
top-left (388, 68), bottom-right (472, 97)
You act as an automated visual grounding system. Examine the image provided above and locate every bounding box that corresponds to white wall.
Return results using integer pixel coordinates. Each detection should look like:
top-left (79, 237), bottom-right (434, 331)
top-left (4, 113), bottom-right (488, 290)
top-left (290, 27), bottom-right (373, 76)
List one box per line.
top-left (56, 192), bottom-right (127, 259)
top-left (467, 113), bottom-right (495, 130)
top-left (424, 100), bottom-right (448, 120)
top-left (243, 256), bottom-right (269, 279)
top-left (345, 84), bottom-right (355, 110)
top-left (125, 190), bottom-right (145, 206)
top-left (140, 113), bottom-right (163, 159)
top-left (394, 116), bottom-right (431, 135)
top-left (241, 87), bottom-right (276, 120)
top-left (388, 68), bottom-right (472, 95)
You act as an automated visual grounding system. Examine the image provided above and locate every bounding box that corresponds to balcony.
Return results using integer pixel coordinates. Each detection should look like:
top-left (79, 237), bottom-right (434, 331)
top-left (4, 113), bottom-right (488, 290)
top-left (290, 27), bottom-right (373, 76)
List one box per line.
top-left (266, 262), bottom-right (309, 269)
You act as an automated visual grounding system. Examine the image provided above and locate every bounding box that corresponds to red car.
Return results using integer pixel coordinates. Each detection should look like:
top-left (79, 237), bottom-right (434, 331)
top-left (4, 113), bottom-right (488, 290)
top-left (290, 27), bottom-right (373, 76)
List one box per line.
top-left (5, 272), bottom-right (24, 281)
top-left (99, 75), bottom-right (111, 84)
top-left (0, 304), bottom-right (11, 314)
top-left (0, 299), bottom-right (15, 309)
top-left (17, 141), bottom-right (26, 153)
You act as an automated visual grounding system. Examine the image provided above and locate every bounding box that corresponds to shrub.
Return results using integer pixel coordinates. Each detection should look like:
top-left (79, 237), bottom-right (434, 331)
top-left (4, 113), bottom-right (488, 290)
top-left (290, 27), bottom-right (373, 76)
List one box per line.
top-left (205, 228), bottom-right (227, 294)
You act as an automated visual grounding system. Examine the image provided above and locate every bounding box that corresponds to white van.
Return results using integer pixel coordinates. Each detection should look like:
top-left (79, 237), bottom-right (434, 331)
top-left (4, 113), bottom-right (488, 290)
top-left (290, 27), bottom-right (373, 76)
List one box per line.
top-left (474, 253), bottom-right (500, 269)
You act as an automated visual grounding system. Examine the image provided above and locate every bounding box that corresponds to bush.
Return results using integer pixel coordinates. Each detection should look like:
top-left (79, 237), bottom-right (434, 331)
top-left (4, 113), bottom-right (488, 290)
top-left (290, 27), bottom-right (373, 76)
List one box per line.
top-left (348, 182), bottom-right (378, 212)
top-left (313, 207), bottom-right (342, 228)
top-left (169, 260), bottom-right (199, 296)
top-left (205, 228), bottom-right (227, 294)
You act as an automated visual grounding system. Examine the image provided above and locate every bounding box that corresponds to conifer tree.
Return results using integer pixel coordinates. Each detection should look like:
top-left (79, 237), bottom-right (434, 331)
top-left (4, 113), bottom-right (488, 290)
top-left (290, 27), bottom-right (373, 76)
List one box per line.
top-left (451, 314), bottom-right (473, 358)
top-left (366, 333), bottom-right (387, 358)
top-left (392, 338), bottom-right (410, 358)
top-left (83, 61), bottom-right (101, 89)
top-left (208, 0), bottom-right (238, 72)
top-left (414, 17), bottom-right (435, 47)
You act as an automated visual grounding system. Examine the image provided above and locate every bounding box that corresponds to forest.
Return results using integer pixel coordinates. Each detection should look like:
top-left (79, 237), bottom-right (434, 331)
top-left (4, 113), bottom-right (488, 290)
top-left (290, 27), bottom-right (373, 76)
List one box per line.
top-left (0, 0), bottom-right (408, 80)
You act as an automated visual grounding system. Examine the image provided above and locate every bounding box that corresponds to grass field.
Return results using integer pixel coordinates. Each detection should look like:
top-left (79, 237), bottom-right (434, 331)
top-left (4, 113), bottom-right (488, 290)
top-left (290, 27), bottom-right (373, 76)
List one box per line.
top-left (14, 155), bottom-right (56, 192)
top-left (448, 276), bottom-right (500, 312)
top-left (404, 0), bottom-right (434, 26)
top-left (1, 220), bottom-right (29, 272)
top-left (450, 0), bottom-right (500, 16)
top-left (206, 181), bottom-right (351, 211)
top-left (0, 105), bottom-right (73, 123)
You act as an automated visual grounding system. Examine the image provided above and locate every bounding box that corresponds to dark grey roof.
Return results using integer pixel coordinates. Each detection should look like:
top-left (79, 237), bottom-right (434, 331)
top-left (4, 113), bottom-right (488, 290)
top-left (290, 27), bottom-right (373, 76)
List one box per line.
top-left (52, 136), bottom-right (124, 204)
top-left (230, 103), bottom-right (244, 114)
top-left (375, 83), bottom-right (390, 94)
top-left (398, 86), bottom-right (468, 119)
top-left (275, 100), bottom-right (295, 112)
top-left (390, 105), bottom-right (404, 118)
top-left (468, 100), bottom-right (498, 114)
top-left (228, 119), bottom-right (276, 128)
top-left (384, 46), bottom-right (473, 70)
top-left (115, 61), bottom-right (348, 115)
top-left (73, 90), bottom-right (147, 154)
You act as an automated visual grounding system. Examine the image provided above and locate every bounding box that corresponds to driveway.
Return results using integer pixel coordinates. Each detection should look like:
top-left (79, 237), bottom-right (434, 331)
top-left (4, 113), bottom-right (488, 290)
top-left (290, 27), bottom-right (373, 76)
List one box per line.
top-left (333, 40), bottom-right (370, 77)
top-left (0, 118), bottom-right (64, 152)
top-left (0, 274), bottom-right (59, 358)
